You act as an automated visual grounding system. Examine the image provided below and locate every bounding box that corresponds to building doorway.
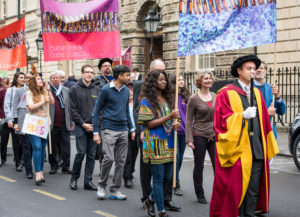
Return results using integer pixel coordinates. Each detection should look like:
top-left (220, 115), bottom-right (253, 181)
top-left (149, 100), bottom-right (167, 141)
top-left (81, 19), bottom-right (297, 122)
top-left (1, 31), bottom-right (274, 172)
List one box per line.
top-left (144, 36), bottom-right (163, 73)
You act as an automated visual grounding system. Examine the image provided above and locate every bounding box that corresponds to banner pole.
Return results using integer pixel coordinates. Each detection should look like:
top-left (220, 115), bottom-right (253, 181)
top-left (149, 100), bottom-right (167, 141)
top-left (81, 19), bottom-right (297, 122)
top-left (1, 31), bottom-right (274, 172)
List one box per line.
top-left (173, 57), bottom-right (180, 188)
top-left (119, 56), bottom-right (122, 65)
top-left (44, 61), bottom-right (52, 155)
top-left (271, 42), bottom-right (277, 124)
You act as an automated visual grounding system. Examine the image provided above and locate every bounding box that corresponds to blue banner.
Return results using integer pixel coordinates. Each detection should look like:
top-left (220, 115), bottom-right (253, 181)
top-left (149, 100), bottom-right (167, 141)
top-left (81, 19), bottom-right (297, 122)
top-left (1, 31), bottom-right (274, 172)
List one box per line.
top-left (177, 1), bottom-right (277, 57)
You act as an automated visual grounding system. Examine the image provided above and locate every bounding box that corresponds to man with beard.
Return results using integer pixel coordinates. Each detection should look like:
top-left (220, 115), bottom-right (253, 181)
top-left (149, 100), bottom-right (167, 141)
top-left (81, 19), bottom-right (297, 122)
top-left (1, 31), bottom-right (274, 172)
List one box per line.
top-left (254, 61), bottom-right (286, 139)
top-left (93, 58), bottom-right (114, 170)
top-left (93, 58), bottom-right (114, 89)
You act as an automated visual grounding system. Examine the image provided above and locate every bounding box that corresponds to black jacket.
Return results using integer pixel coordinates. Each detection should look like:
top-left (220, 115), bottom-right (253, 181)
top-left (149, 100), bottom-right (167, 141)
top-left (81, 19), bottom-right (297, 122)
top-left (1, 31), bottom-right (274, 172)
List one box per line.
top-left (133, 80), bottom-right (143, 133)
top-left (64, 77), bottom-right (77, 89)
top-left (69, 79), bottom-right (100, 126)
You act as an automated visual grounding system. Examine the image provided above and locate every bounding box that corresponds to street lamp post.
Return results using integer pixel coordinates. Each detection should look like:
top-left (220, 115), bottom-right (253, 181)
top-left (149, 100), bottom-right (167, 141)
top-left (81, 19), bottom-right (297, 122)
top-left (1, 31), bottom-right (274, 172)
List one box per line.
top-left (35, 31), bottom-right (43, 74)
top-left (144, 7), bottom-right (160, 62)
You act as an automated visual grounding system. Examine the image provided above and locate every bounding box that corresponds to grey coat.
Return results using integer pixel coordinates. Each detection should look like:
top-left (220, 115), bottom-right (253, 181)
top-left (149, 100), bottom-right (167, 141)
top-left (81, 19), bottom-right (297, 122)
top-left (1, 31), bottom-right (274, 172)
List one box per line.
top-left (13, 86), bottom-right (28, 133)
top-left (49, 86), bottom-right (73, 131)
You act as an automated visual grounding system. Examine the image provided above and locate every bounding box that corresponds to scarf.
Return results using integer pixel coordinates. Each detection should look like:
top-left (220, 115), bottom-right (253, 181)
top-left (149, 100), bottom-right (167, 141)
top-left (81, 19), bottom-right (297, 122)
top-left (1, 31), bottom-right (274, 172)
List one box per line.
top-left (50, 82), bottom-right (65, 109)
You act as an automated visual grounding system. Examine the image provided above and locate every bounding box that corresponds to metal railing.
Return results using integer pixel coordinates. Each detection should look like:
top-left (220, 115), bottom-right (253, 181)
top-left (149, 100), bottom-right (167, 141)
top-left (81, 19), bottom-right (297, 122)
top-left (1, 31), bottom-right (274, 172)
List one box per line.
top-left (183, 66), bottom-right (300, 125)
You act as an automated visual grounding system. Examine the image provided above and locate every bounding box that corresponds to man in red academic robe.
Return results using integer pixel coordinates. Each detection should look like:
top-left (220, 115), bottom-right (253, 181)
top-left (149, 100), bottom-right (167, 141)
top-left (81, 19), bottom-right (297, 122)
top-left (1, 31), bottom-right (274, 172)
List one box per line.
top-left (210, 55), bottom-right (279, 217)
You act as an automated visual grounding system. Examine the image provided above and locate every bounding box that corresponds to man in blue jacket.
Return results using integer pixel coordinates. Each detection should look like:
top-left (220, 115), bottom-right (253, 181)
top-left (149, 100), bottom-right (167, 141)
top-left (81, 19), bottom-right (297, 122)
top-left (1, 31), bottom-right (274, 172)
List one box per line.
top-left (93, 65), bottom-right (135, 200)
top-left (254, 61), bottom-right (286, 139)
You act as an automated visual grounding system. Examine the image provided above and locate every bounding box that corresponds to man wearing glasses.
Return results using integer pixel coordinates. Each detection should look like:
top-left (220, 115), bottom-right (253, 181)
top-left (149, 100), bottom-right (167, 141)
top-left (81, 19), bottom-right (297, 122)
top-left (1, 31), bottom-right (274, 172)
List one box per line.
top-left (92, 58), bottom-right (113, 172)
top-left (93, 58), bottom-right (114, 90)
top-left (69, 64), bottom-right (100, 191)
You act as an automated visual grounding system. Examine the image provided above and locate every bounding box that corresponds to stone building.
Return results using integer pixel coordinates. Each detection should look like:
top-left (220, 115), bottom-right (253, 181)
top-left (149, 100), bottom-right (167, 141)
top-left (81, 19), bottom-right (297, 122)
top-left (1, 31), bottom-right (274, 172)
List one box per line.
top-left (0, 0), bottom-right (299, 78)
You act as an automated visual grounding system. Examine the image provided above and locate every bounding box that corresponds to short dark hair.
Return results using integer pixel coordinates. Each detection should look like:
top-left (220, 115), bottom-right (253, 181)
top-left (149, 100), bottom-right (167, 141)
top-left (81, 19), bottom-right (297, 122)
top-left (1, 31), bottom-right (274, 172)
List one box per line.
top-left (113, 65), bottom-right (130, 80)
top-left (81, 64), bottom-right (93, 73)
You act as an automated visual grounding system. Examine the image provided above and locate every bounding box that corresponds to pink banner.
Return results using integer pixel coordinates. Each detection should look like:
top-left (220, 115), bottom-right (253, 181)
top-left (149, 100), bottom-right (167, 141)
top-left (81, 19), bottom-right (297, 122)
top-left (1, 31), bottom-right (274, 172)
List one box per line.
top-left (40, 0), bottom-right (120, 62)
top-left (112, 47), bottom-right (131, 69)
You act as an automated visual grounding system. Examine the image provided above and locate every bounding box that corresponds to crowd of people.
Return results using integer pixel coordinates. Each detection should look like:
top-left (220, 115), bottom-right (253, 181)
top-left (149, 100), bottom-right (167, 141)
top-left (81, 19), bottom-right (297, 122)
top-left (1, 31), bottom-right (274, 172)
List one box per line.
top-left (0, 55), bottom-right (285, 217)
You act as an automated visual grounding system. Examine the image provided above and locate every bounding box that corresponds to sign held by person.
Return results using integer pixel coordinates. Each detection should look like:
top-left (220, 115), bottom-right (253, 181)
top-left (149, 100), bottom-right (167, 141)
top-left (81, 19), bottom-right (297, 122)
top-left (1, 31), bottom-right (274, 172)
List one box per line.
top-left (0, 18), bottom-right (27, 70)
top-left (40, 0), bottom-right (121, 61)
top-left (177, 0), bottom-right (277, 56)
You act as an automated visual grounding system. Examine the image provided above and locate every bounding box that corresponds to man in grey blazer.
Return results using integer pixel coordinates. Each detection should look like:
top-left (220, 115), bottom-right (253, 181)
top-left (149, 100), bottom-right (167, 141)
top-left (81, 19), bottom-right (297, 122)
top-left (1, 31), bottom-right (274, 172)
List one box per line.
top-left (48, 71), bottom-right (73, 174)
top-left (13, 72), bottom-right (34, 179)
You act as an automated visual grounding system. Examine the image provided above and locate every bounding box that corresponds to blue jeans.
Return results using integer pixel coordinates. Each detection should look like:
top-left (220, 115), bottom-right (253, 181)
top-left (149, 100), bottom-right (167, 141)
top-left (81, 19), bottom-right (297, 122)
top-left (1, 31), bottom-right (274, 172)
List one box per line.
top-left (28, 135), bottom-right (47, 173)
top-left (176, 134), bottom-right (186, 182)
top-left (149, 162), bottom-right (173, 212)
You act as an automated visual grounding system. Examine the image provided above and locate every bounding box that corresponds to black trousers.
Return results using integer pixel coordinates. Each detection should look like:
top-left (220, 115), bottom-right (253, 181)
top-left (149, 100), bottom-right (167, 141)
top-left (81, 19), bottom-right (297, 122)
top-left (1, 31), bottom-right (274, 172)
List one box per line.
top-left (0, 122), bottom-right (10, 162)
top-left (123, 134), bottom-right (139, 180)
top-left (48, 126), bottom-right (71, 170)
top-left (193, 136), bottom-right (215, 198)
top-left (139, 134), bottom-right (152, 202)
top-left (71, 125), bottom-right (96, 183)
top-left (20, 134), bottom-right (33, 175)
top-left (239, 160), bottom-right (264, 217)
top-left (0, 124), bottom-right (21, 165)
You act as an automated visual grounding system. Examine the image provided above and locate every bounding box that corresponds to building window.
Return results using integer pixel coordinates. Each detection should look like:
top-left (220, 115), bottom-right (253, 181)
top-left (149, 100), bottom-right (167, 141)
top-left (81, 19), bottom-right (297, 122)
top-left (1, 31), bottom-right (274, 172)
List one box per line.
top-left (1, 0), bottom-right (7, 19)
top-left (22, 0), bottom-right (26, 12)
top-left (196, 54), bottom-right (214, 70)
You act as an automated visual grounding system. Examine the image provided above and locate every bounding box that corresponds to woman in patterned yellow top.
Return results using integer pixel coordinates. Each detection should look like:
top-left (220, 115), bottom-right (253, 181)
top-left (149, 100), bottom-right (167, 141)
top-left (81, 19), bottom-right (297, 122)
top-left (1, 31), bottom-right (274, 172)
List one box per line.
top-left (138, 70), bottom-right (180, 217)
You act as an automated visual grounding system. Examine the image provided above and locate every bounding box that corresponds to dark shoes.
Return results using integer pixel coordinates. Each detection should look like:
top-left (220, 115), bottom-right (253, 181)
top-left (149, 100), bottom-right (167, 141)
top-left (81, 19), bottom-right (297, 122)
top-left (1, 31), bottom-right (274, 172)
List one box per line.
top-left (70, 180), bottom-right (77, 190)
top-left (197, 195), bottom-right (208, 204)
top-left (35, 179), bottom-right (42, 186)
top-left (84, 181), bottom-right (97, 191)
top-left (174, 187), bottom-right (183, 196)
top-left (27, 173), bottom-right (33, 179)
top-left (124, 179), bottom-right (134, 189)
top-left (62, 168), bottom-right (72, 174)
top-left (49, 169), bottom-right (57, 174)
top-left (16, 164), bottom-right (23, 172)
top-left (164, 200), bottom-right (181, 211)
top-left (143, 198), bottom-right (156, 217)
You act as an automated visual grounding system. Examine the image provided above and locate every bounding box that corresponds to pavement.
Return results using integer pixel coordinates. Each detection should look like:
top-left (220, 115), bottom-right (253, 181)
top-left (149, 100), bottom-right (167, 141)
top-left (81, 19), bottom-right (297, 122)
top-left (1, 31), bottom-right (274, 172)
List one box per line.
top-left (276, 133), bottom-right (291, 157)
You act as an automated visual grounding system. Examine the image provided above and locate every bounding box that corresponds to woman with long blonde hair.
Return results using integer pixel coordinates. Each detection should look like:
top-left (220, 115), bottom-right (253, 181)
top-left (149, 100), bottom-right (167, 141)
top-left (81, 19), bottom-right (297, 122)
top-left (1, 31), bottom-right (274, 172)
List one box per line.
top-left (26, 74), bottom-right (54, 185)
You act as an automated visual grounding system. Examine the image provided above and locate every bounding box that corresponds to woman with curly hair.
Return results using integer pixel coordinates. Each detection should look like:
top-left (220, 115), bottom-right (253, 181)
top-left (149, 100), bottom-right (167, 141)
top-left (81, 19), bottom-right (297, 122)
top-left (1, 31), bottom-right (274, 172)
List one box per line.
top-left (170, 74), bottom-right (191, 196)
top-left (26, 74), bottom-right (54, 185)
top-left (185, 71), bottom-right (216, 204)
top-left (138, 70), bottom-right (180, 217)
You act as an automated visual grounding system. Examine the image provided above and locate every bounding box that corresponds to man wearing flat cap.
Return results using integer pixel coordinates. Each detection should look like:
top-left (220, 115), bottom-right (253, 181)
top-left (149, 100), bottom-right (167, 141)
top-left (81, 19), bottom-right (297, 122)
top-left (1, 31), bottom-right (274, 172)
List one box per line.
top-left (210, 55), bottom-right (279, 217)
top-left (93, 58), bottom-right (114, 90)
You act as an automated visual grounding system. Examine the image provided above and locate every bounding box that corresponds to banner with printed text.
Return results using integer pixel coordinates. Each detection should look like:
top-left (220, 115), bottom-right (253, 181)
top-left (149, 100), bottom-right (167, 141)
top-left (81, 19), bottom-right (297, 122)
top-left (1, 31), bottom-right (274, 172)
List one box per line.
top-left (0, 18), bottom-right (27, 70)
top-left (40, 0), bottom-right (121, 61)
top-left (112, 46), bottom-right (132, 69)
top-left (177, 0), bottom-right (277, 56)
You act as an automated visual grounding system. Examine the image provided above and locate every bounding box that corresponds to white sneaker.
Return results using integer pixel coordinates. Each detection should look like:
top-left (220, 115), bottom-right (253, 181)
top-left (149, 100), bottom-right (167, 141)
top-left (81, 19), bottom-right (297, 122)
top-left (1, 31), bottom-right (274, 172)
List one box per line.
top-left (97, 187), bottom-right (106, 200)
top-left (109, 191), bottom-right (127, 200)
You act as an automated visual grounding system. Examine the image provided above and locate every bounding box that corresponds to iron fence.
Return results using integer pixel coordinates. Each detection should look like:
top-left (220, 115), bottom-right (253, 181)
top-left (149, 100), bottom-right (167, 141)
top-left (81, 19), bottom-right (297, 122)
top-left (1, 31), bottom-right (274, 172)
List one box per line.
top-left (183, 66), bottom-right (300, 125)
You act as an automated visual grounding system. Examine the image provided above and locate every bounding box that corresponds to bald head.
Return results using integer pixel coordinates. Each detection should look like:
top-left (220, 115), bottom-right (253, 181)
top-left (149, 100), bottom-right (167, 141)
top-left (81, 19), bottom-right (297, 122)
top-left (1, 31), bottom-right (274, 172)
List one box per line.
top-left (150, 58), bottom-right (165, 71)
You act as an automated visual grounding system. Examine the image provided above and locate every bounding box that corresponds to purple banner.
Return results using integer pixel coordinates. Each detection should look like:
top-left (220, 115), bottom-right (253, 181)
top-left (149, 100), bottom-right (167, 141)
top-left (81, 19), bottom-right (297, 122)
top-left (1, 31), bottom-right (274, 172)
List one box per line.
top-left (40, 0), bottom-right (118, 16)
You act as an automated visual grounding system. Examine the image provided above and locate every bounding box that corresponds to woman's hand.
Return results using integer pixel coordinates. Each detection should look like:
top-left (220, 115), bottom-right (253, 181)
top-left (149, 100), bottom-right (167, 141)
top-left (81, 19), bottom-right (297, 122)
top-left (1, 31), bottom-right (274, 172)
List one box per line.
top-left (44, 96), bottom-right (50, 104)
top-left (169, 109), bottom-right (179, 119)
top-left (187, 142), bottom-right (195, 150)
